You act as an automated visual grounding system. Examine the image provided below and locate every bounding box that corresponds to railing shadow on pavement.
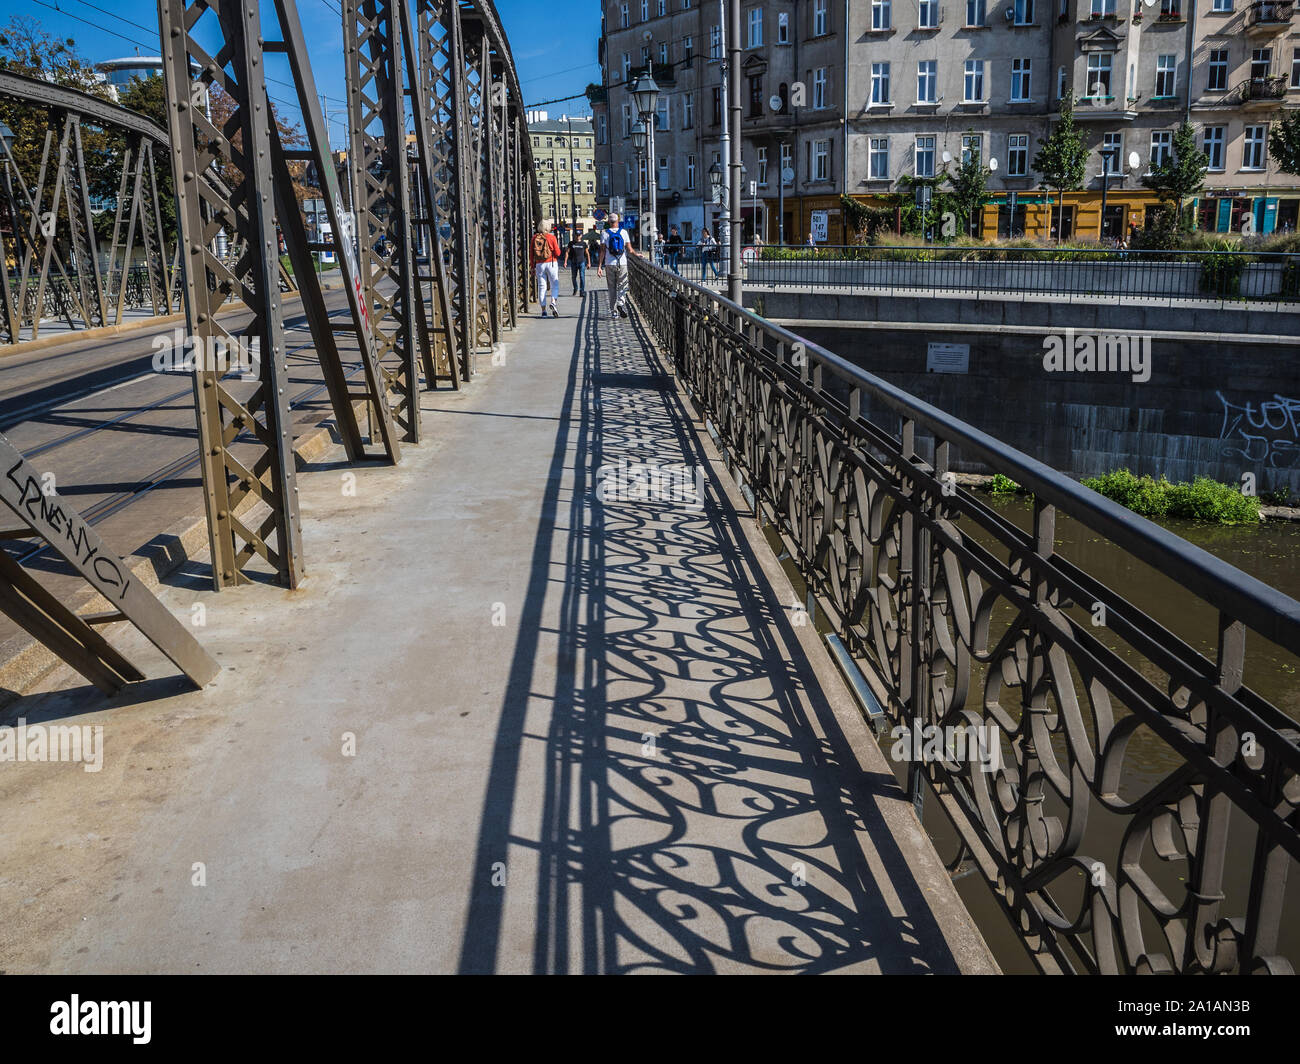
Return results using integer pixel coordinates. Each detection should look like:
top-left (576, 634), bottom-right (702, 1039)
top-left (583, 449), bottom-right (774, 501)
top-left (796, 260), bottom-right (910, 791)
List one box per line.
top-left (456, 288), bottom-right (973, 974)
top-left (627, 255), bottom-right (1300, 975)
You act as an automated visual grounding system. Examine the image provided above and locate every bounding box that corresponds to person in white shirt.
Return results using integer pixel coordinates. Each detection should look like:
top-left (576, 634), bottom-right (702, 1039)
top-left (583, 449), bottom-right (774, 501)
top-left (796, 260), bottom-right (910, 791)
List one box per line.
top-left (596, 213), bottom-right (638, 320)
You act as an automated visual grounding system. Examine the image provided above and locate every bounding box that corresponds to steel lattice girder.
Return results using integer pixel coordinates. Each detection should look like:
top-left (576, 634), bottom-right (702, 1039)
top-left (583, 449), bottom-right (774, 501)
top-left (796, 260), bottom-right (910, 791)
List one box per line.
top-left (0, 433), bottom-right (219, 693)
top-left (157, 0), bottom-right (400, 591)
top-left (0, 72), bottom-right (178, 345)
top-left (344, 0), bottom-right (429, 439)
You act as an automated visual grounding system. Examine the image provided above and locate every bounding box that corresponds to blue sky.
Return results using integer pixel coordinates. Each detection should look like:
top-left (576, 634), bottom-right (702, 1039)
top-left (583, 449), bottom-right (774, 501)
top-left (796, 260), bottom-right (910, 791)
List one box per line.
top-left (0, 0), bottom-right (601, 143)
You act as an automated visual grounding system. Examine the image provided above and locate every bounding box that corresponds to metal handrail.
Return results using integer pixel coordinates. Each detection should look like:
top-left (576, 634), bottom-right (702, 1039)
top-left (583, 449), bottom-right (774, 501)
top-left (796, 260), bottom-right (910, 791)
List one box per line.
top-left (629, 252), bottom-right (1300, 974)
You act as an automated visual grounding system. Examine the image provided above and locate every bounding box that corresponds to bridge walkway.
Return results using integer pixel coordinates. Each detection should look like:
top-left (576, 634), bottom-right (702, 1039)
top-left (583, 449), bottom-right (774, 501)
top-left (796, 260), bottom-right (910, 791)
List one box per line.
top-left (0, 286), bottom-right (995, 974)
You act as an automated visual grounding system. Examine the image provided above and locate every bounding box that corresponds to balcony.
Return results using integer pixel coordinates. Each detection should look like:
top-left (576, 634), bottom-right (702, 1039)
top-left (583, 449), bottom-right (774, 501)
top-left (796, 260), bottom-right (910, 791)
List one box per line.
top-left (1235, 73), bottom-right (1289, 107)
top-left (1246, 0), bottom-right (1294, 33)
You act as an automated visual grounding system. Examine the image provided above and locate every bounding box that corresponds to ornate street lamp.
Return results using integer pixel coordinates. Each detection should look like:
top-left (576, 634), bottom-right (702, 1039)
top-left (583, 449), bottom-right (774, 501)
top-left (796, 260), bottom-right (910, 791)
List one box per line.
top-left (630, 119), bottom-right (647, 246)
top-left (630, 72), bottom-right (660, 252)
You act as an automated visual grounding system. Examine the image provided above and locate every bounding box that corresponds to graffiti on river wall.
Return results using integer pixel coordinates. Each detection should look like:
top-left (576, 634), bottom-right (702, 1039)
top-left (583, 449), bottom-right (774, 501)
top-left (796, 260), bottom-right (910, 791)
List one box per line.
top-left (1217, 391), bottom-right (1300, 469)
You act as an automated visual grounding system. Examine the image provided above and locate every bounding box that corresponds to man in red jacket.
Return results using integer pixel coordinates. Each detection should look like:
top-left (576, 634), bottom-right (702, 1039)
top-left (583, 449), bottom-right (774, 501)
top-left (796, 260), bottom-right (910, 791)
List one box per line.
top-left (530, 221), bottom-right (562, 318)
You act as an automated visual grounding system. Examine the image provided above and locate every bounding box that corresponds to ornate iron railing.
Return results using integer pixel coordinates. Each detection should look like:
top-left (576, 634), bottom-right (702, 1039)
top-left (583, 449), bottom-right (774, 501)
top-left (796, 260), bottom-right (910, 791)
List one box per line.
top-left (629, 255), bottom-right (1300, 974)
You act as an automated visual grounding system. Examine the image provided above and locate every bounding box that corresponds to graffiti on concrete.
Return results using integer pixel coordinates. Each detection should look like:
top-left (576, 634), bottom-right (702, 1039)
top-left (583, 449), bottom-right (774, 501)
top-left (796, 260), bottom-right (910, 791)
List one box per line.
top-left (1217, 391), bottom-right (1300, 468)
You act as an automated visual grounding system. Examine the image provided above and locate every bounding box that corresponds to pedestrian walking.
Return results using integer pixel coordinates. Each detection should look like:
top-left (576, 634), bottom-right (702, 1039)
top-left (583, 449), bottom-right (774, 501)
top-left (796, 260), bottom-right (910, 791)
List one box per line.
top-left (566, 230), bottom-right (590, 296)
top-left (597, 211), bottom-right (636, 320)
top-left (530, 221), bottom-right (562, 317)
top-left (699, 227), bottom-right (720, 279)
top-left (665, 225), bottom-right (683, 275)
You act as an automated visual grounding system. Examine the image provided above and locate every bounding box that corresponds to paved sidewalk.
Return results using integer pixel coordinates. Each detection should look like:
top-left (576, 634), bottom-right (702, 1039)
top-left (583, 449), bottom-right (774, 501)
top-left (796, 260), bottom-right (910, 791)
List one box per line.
top-left (0, 288), bottom-right (995, 974)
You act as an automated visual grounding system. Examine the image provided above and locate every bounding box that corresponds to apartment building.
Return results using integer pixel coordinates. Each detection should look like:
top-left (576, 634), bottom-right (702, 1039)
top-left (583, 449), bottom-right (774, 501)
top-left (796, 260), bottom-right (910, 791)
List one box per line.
top-left (599, 0), bottom-right (1300, 243)
top-left (528, 112), bottom-right (599, 239)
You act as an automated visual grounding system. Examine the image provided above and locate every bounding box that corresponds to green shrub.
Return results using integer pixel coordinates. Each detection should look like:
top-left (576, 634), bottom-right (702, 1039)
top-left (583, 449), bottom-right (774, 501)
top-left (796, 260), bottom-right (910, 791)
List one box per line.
top-left (1083, 468), bottom-right (1261, 524)
top-left (988, 473), bottom-right (1021, 495)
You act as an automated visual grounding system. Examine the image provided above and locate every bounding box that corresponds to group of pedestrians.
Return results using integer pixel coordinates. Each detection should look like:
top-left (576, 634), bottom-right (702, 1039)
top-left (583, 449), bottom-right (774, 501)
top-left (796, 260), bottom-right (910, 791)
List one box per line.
top-left (528, 213), bottom-right (637, 321)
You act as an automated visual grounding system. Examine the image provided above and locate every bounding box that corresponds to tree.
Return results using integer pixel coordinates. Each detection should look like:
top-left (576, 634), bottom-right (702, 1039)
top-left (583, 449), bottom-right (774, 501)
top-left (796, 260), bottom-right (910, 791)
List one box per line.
top-left (1032, 91), bottom-right (1088, 241)
top-left (1269, 109), bottom-right (1300, 176)
top-left (205, 82), bottom-right (317, 208)
top-left (946, 138), bottom-right (992, 239)
top-left (1141, 119), bottom-right (1207, 230)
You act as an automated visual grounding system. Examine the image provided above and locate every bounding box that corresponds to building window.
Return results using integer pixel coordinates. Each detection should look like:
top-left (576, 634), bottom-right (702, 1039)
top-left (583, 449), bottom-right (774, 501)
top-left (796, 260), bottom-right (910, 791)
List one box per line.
top-left (656, 96), bottom-right (670, 130)
top-left (597, 114), bottom-right (607, 144)
top-left (966, 0), bottom-right (986, 25)
top-left (686, 154), bottom-right (697, 188)
top-left (1155, 55), bottom-right (1176, 97)
top-left (812, 139), bottom-right (830, 180)
top-left (620, 3), bottom-right (629, 27)
top-left (1292, 48), bottom-right (1300, 88)
top-left (781, 142), bottom-right (793, 183)
top-left (869, 137), bottom-right (889, 178)
top-left (813, 0), bottom-right (829, 35)
top-left (1011, 58), bottom-right (1031, 101)
top-left (1251, 47), bottom-right (1272, 81)
top-left (871, 62), bottom-right (891, 104)
top-left (916, 135), bottom-right (936, 176)
top-left (919, 0), bottom-right (939, 25)
top-left (600, 165), bottom-right (610, 197)
top-left (1086, 54), bottom-right (1112, 98)
top-left (1159, 0), bottom-right (1180, 16)
top-left (659, 42), bottom-right (669, 66)
top-left (1149, 129), bottom-right (1172, 168)
top-left (657, 0), bottom-right (666, 15)
top-left (961, 133), bottom-right (982, 164)
top-left (1203, 126), bottom-right (1225, 170)
top-left (658, 156), bottom-right (669, 188)
top-left (964, 59), bottom-right (986, 102)
top-left (1057, 65), bottom-right (1067, 99)
top-left (683, 92), bottom-right (694, 128)
top-left (918, 60), bottom-right (937, 102)
top-left (1014, 0), bottom-right (1034, 22)
top-left (711, 85), bottom-right (722, 124)
top-left (622, 52), bottom-right (631, 81)
top-left (1243, 124), bottom-right (1267, 169)
top-left (1102, 130), bottom-right (1123, 172)
top-left (1212, 0), bottom-right (1232, 9)
top-left (559, 180), bottom-right (568, 194)
top-left (872, 0), bottom-right (891, 30)
top-left (1007, 133), bottom-right (1028, 175)
top-left (757, 145), bottom-right (768, 184)
top-left (622, 104), bottom-right (631, 136)
top-left (640, 0), bottom-right (648, 20)
top-left (747, 7), bottom-right (763, 46)
top-left (1091, 0), bottom-right (1115, 14)
top-left (1208, 49), bottom-right (1229, 92)
top-left (710, 25), bottom-right (722, 58)
top-left (641, 44), bottom-right (650, 65)
top-left (683, 37), bottom-right (693, 63)
top-left (813, 67), bottom-right (828, 107)
top-left (778, 11), bottom-right (791, 42)
top-left (749, 75), bottom-right (764, 116)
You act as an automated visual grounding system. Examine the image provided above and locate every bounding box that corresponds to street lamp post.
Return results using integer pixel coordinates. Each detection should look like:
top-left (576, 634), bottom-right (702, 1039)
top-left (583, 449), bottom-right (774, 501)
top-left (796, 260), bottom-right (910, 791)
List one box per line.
top-left (708, 160), bottom-right (724, 278)
top-left (726, 0), bottom-right (742, 301)
top-left (631, 119), bottom-right (647, 250)
top-left (631, 72), bottom-right (661, 257)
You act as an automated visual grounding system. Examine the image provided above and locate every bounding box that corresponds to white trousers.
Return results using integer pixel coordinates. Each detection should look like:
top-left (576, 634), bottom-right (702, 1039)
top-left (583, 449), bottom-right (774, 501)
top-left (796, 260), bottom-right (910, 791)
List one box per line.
top-left (535, 261), bottom-right (559, 306)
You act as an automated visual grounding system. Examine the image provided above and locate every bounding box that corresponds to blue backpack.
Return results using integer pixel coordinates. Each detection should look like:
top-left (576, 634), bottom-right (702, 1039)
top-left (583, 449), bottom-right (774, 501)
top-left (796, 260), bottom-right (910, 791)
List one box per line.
top-left (606, 229), bottom-right (625, 256)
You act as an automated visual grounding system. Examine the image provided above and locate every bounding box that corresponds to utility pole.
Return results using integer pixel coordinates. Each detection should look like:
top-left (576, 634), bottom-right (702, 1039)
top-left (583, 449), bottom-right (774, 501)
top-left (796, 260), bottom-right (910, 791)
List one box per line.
top-left (567, 115), bottom-right (576, 242)
top-left (727, 0), bottom-right (742, 301)
top-left (717, 0), bottom-right (730, 265)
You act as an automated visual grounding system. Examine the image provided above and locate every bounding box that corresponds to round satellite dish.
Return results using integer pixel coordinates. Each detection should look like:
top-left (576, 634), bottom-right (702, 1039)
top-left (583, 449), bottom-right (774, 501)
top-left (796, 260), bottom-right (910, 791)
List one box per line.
top-left (769, 94), bottom-right (783, 111)
top-left (942, 150), bottom-right (952, 163)
top-left (1142, 0), bottom-right (1156, 6)
top-left (781, 166), bottom-right (795, 183)
top-left (988, 157), bottom-right (998, 171)
top-left (1128, 150), bottom-right (1141, 169)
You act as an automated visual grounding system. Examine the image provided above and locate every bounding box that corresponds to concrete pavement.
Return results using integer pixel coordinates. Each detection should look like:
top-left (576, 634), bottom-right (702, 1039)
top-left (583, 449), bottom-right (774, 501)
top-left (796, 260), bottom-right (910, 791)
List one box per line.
top-left (0, 287), bottom-right (996, 974)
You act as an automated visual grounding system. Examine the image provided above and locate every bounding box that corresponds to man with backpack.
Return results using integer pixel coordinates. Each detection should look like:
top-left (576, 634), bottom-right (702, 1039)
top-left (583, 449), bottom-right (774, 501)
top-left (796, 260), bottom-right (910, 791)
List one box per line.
top-left (597, 212), bottom-right (637, 320)
top-left (530, 221), bottom-right (562, 318)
